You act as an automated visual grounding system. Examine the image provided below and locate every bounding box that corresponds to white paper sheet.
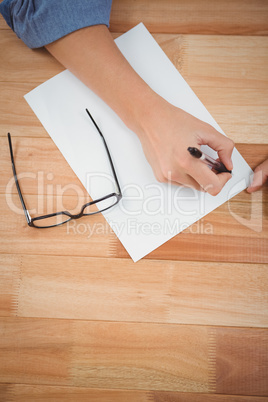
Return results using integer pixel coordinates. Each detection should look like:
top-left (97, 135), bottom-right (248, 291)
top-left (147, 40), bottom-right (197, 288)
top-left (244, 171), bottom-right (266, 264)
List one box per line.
top-left (25, 23), bottom-right (252, 262)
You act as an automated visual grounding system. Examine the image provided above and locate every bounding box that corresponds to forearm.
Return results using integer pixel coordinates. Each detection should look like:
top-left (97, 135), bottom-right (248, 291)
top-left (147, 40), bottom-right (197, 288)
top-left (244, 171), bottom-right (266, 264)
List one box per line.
top-left (45, 24), bottom-right (234, 195)
top-left (45, 24), bottom-right (158, 138)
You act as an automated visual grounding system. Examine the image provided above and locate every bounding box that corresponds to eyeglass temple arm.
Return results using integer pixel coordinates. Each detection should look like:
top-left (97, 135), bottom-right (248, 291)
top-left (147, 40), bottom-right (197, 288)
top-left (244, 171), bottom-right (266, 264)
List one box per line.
top-left (85, 109), bottom-right (122, 196)
top-left (7, 133), bottom-right (31, 224)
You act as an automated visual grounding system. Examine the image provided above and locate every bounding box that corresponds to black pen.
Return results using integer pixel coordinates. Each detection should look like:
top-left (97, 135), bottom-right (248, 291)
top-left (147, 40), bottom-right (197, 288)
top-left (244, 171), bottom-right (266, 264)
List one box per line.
top-left (187, 147), bottom-right (232, 174)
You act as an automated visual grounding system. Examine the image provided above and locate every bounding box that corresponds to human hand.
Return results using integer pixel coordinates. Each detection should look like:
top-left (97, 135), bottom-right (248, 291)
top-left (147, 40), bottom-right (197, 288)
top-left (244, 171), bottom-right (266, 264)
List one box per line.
top-left (45, 25), bottom-right (233, 197)
top-left (247, 159), bottom-right (268, 193)
top-left (138, 98), bottom-right (234, 196)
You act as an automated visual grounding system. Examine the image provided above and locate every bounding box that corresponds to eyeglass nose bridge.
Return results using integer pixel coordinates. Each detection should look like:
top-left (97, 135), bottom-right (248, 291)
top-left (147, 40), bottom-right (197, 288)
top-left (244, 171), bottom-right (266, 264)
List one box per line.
top-left (64, 210), bottom-right (84, 220)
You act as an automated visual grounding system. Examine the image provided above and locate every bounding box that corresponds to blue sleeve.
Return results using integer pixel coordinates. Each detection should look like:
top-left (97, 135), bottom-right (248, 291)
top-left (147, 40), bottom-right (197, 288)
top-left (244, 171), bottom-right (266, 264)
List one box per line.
top-left (0, 0), bottom-right (113, 49)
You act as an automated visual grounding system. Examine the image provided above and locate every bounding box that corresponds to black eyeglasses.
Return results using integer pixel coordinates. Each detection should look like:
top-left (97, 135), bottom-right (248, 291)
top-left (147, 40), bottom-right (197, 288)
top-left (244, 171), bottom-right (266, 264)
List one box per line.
top-left (8, 109), bottom-right (122, 228)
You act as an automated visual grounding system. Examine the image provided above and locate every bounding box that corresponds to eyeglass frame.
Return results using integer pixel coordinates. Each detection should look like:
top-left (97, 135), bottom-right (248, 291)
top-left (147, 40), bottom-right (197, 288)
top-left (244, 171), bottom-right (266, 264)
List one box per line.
top-left (8, 108), bottom-right (122, 228)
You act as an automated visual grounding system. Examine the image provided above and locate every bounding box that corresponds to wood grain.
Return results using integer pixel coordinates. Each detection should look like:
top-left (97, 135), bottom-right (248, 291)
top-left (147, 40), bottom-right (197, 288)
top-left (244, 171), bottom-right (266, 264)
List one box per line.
top-left (109, 0), bottom-right (268, 35)
top-left (0, 318), bottom-right (72, 386)
top-left (0, 255), bottom-right (20, 317)
top-left (1, 318), bottom-right (267, 395)
top-left (113, 231), bottom-right (268, 264)
top-left (0, 31), bottom-right (62, 83)
top-left (1, 384), bottom-right (151, 402)
top-left (2, 385), bottom-right (267, 402)
top-left (0, 2), bottom-right (267, 400)
top-left (0, 254), bottom-right (267, 328)
top-left (1, 0), bottom-right (268, 35)
top-left (215, 328), bottom-right (268, 395)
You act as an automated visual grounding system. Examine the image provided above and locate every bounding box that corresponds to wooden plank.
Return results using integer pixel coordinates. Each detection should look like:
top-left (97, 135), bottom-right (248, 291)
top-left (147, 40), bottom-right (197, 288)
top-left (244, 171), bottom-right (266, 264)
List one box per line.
top-left (77, 320), bottom-right (210, 392)
top-left (0, 318), bottom-right (209, 391)
top-left (236, 144), bottom-right (268, 168)
top-left (1, 31), bottom-right (267, 89)
top-left (109, 0), bottom-right (268, 35)
top-left (0, 31), bottom-right (63, 83)
top-left (0, 254), bottom-right (267, 328)
top-left (71, 322), bottom-right (210, 392)
top-left (156, 34), bottom-right (268, 90)
top-left (0, 254), bottom-right (20, 317)
top-left (0, 318), bottom-right (72, 386)
top-left (0, 82), bottom-right (49, 138)
top-left (113, 232), bottom-right (268, 264)
top-left (2, 384), bottom-right (151, 402)
top-left (3, 385), bottom-right (268, 402)
top-left (1, 318), bottom-right (267, 394)
top-left (215, 328), bottom-right (268, 395)
top-left (71, 324), bottom-right (268, 395)
top-left (0, 384), bottom-right (10, 402)
top-left (1, 0), bottom-right (268, 35)
top-left (191, 88), bottom-right (268, 144)
top-left (149, 393), bottom-right (268, 402)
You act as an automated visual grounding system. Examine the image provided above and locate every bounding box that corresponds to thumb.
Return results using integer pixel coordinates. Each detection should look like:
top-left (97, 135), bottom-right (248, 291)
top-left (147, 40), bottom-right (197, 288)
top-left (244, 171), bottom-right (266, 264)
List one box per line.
top-left (247, 162), bottom-right (268, 193)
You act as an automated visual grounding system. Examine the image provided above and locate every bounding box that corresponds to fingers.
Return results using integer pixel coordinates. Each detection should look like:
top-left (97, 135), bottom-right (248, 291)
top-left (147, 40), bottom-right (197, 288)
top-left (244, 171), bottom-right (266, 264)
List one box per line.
top-left (142, 107), bottom-right (235, 195)
top-left (247, 171), bottom-right (263, 193)
top-left (247, 160), bottom-right (268, 193)
top-left (175, 140), bottom-right (232, 195)
top-left (156, 162), bottom-right (231, 195)
top-left (188, 161), bottom-right (232, 196)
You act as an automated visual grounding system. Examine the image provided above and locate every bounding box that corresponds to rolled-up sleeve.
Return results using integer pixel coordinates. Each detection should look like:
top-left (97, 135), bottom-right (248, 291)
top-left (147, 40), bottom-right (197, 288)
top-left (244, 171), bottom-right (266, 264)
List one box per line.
top-left (0, 0), bottom-right (113, 48)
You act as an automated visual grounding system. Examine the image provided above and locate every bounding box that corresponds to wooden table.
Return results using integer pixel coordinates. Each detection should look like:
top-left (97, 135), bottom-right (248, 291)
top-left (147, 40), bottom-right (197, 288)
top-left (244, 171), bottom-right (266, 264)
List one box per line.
top-left (0, 1), bottom-right (268, 400)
